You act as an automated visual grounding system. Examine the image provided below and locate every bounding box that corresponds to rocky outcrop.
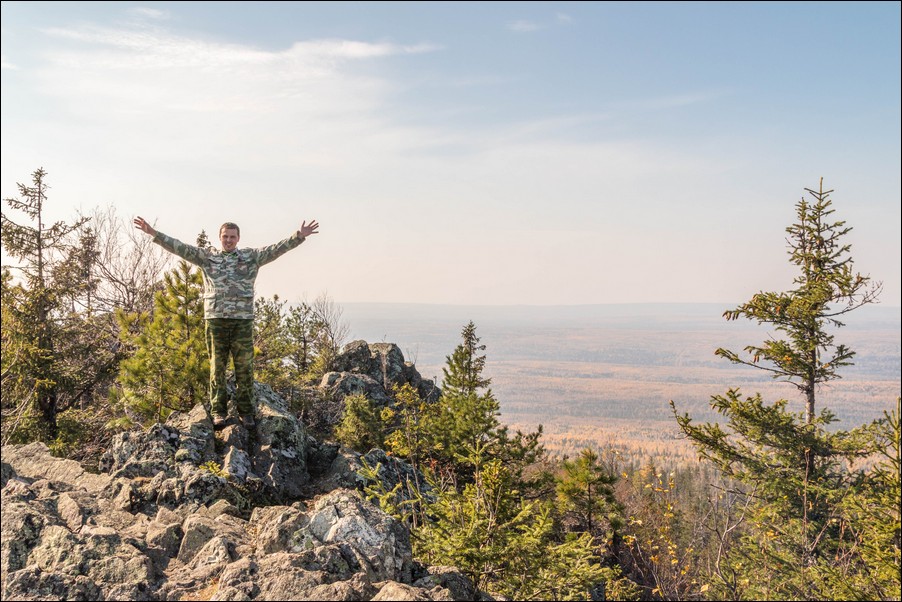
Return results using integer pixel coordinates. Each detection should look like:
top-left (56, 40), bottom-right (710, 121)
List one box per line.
top-left (322, 340), bottom-right (441, 406)
top-left (1, 441), bottom-right (482, 601)
top-left (1, 342), bottom-right (487, 601)
top-left (99, 382), bottom-right (308, 503)
top-left (313, 341), bottom-right (440, 435)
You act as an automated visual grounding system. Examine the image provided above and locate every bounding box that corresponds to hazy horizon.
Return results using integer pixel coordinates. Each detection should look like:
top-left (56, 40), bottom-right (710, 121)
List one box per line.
top-left (339, 300), bottom-right (901, 374)
top-left (337, 299), bottom-right (900, 459)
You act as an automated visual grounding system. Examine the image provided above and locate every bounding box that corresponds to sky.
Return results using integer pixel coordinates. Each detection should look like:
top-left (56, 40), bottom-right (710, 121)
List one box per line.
top-left (2, 1), bottom-right (900, 307)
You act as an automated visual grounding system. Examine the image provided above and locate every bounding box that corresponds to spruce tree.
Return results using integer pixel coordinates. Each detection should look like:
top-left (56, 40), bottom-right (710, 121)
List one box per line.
top-left (832, 402), bottom-right (901, 600)
top-left (442, 320), bottom-right (491, 397)
top-left (425, 321), bottom-right (548, 493)
top-left (1, 168), bottom-right (89, 438)
top-left (672, 181), bottom-right (889, 600)
top-left (335, 393), bottom-right (383, 453)
top-left (383, 383), bottom-right (438, 477)
top-left (415, 444), bottom-right (605, 600)
top-left (715, 179), bottom-right (880, 423)
top-left (433, 322), bottom-right (501, 476)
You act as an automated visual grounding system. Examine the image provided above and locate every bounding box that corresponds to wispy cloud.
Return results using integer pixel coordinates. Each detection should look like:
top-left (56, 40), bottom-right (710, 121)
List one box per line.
top-left (24, 20), bottom-right (449, 182)
top-left (129, 7), bottom-right (170, 20)
top-left (507, 20), bottom-right (541, 33)
top-left (1, 54), bottom-right (17, 70)
top-left (628, 91), bottom-right (729, 111)
top-left (42, 25), bottom-right (436, 68)
top-left (556, 13), bottom-right (573, 23)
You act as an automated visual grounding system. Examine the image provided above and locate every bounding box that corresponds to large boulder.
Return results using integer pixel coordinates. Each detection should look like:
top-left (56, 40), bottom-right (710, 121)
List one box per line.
top-left (326, 341), bottom-right (440, 403)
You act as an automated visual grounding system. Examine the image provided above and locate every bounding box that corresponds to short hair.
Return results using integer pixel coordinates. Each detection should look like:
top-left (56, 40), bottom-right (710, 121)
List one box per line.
top-left (219, 222), bottom-right (240, 236)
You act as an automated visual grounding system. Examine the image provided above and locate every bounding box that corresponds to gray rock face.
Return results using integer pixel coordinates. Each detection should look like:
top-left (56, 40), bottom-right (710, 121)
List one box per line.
top-left (324, 340), bottom-right (441, 405)
top-left (2, 442), bottom-right (475, 601)
top-left (1, 352), bottom-right (483, 601)
top-left (320, 372), bottom-right (392, 408)
top-left (308, 489), bottom-right (413, 583)
top-left (97, 381), bottom-right (308, 505)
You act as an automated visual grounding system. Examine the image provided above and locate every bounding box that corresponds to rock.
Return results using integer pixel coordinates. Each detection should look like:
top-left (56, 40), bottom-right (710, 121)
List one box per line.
top-left (306, 573), bottom-right (378, 600)
top-left (186, 535), bottom-right (233, 581)
top-left (1, 498), bottom-right (56, 580)
top-left (1, 567), bottom-right (102, 601)
top-left (4, 443), bottom-right (113, 494)
top-left (249, 506), bottom-right (311, 554)
top-left (252, 382), bottom-right (309, 498)
top-left (413, 566), bottom-right (478, 601)
top-left (201, 499), bottom-right (241, 519)
top-left (308, 447), bottom-right (433, 509)
top-left (222, 552), bottom-right (327, 600)
top-left (373, 580), bottom-right (445, 601)
top-left (320, 372), bottom-right (392, 408)
top-left (325, 340), bottom-right (441, 405)
top-left (99, 425), bottom-right (180, 480)
top-left (145, 521), bottom-right (183, 564)
top-left (1, 353), bottom-right (480, 601)
top-left (56, 493), bottom-right (84, 532)
top-left (176, 515), bottom-right (217, 564)
top-left (222, 446), bottom-right (253, 482)
top-left (308, 489), bottom-right (413, 583)
top-left (310, 447), bottom-right (366, 494)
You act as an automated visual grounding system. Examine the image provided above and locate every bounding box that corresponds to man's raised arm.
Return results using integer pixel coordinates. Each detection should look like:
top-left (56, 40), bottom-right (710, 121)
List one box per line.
top-left (256, 219), bottom-right (320, 267)
top-left (134, 216), bottom-right (206, 266)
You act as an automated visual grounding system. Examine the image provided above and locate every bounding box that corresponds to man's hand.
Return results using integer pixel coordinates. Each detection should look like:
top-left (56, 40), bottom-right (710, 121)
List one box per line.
top-left (133, 216), bottom-right (156, 236)
top-left (300, 220), bottom-right (319, 238)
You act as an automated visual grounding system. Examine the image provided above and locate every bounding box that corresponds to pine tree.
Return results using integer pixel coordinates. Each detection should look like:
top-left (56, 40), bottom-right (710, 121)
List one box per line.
top-left (556, 447), bottom-right (620, 541)
top-left (253, 294), bottom-right (289, 392)
top-left (284, 302), bottom-right (317, 376)
top-left (415, 444), bottom-right (606, 600)
top-left (50, 223), bottom-right (127, 418)
top-left (116, 258), bottom-right (207, 423)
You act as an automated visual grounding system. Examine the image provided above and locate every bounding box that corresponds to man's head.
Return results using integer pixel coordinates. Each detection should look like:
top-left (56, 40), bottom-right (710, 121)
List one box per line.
top-left (219, 222), bottom-right (240, 252)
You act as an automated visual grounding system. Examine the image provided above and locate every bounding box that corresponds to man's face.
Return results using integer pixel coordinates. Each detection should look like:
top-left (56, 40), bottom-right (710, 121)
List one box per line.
top-left (220, 228), bottom-right (240, 252)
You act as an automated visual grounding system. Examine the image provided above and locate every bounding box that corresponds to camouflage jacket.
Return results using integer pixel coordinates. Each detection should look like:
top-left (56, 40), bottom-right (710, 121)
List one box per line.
top-left (152, 230), bottom-right (305, 319)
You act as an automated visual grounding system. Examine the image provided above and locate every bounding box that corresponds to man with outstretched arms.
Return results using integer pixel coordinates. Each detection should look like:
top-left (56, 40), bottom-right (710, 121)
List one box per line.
top-left (134, 217), bottom-right (319, 430)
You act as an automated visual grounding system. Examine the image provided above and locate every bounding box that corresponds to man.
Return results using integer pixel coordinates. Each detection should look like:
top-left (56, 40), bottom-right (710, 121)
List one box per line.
top-left (134, 216), bottom-right (319, 430)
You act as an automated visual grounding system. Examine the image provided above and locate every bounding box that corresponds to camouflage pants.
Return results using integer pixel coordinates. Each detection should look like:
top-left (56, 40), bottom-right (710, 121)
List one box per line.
top-left (205, 318), bottom-right (255, 417)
